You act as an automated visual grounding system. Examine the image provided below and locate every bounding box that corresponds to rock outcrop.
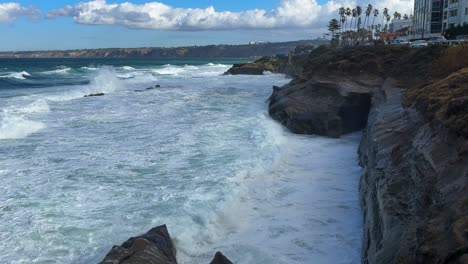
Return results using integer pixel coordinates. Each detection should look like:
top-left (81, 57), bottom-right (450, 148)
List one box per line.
top-left (100, 225), bottom-right (177, 264)
top-left (224, 56), bottom-right (287, 75)
top-left (268, 76), bottom-right (379, 137)
top-left (209, 252), bottom-right (233, 264)
top-left (359, 79), bottom-right (468, 264)
top-left (100, 225), bottom-right (234, 264)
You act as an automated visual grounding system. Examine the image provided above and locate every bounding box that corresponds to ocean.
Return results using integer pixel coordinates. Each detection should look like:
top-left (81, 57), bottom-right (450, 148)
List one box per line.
top-left (0, 58), bottom-right (363, 264)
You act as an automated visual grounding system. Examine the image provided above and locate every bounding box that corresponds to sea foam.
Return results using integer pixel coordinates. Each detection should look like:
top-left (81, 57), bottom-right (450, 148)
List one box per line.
top-left (0, 113), bottom-right (46, 139)
top-left (0, 71), bottom-right (31, 80)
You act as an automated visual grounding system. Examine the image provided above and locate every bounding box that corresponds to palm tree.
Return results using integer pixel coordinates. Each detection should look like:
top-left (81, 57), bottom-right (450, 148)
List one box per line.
top-left (373, 9), bottom-right (379, 27)
top-left (365, 4), bottom-right (373, 29)
top-left (403, 14), bottom-right (409, 20)
top-left (356, 6), bottom-right (362, 30)
top-left (382, 8), bottom-right (389, 27)
top-left (328, 19), bottom-right (341, 47)
top-left (338, 7), bottom-right (345, 35)
top-left (345, 7), bottom-right (352, 31)
top-left (386, 15), bottom-right (391, 32)
top-left (352, 9), bottom-right (357, 31)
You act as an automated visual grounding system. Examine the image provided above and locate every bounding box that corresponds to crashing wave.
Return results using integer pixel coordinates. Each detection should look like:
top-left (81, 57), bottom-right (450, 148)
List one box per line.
top-left (0, 71), bottom-right (31, 80)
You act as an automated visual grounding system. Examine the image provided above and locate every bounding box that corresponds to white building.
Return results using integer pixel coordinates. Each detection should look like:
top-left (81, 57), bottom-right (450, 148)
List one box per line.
top-left (443, 0), bottom-right (468, 30)
top-left (413, 0), bottom-right (444, 36)
top-left (389, 19), bottom-right (412, 32)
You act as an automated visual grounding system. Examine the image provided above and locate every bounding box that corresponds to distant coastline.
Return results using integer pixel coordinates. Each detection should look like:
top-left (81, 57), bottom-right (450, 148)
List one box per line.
top-left (0, 39), bottom-right (326, 59)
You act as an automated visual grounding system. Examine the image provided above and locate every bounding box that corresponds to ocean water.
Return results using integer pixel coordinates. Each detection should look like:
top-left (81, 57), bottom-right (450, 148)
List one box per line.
top-left (0, 58), bottom-right (363, 264)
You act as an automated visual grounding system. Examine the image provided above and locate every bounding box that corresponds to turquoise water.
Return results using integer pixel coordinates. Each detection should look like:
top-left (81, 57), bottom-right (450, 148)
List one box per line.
top-left (0, 59), bottom-right (362, 264)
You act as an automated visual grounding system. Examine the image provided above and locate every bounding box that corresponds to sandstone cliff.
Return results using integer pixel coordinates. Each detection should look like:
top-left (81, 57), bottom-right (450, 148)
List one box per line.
top-left (267, 45), bottom-right (468, 263)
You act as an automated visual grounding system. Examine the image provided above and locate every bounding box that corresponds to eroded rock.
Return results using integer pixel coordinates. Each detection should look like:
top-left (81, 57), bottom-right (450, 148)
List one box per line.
top-left (268, 77), bottom-right (380, 137)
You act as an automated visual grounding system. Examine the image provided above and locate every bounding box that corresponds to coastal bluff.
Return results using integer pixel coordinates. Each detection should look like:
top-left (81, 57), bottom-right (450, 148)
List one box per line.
top-left (262, 45), bottom-right (468, 263)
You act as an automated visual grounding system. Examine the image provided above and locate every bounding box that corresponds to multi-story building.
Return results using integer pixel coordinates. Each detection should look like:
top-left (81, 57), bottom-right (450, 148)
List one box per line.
top-left (442, 0), bottom-right (468, 31)
top-left (413, 0), bottom-right (445, 37)
top-left (389, 19), bottom-right (412, 32)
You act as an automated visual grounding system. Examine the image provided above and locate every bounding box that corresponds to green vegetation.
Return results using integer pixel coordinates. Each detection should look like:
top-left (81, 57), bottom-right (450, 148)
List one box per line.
top-left (254, 56), bottom-right (287, 67)
top-left (302, 45), bottom-right (468, 137)
top-left (444, 24), bottom-right (468, 40)
top-left (404, 46), bottom-right (468, 137)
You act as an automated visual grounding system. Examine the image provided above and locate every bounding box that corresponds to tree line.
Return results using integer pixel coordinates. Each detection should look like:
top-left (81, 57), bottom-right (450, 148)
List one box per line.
top-left (327, 4), bottom-right (411, 47)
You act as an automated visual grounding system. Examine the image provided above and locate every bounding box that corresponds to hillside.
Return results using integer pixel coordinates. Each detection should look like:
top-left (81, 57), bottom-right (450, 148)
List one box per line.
top-left (0, 40), bottom-right (326, 58)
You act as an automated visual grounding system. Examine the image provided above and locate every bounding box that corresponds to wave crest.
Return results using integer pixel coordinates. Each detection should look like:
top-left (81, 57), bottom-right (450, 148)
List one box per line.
top-left (0, 71), bottom-right (31, 80)
top-left (0, 113), bottom-right (46, 139)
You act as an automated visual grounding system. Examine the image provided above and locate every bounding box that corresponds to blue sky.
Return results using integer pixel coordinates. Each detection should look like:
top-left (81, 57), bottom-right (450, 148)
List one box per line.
top-left (0, 0), bottom-right (412, 51)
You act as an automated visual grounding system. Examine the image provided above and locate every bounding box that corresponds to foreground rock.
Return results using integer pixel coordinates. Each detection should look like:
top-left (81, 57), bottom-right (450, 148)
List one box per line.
top-left (100, 225), bottom-right (234, 264)
top-left (359, 79), bottom-right (468, 263)
top-left (268, 76), bottom-right (379, 137)
top-left (210, 252), bottom-right (233, 264)
top-left (100, 225), bottom-right (177, 264)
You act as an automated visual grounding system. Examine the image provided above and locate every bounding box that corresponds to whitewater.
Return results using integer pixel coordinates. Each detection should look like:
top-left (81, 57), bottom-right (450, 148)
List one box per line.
top-left (0, 59), bottom-right (362, 264)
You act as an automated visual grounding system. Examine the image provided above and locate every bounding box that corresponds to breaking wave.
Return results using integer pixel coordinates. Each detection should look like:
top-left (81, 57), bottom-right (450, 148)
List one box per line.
top-left (0, 71), bottom-right (31, 80)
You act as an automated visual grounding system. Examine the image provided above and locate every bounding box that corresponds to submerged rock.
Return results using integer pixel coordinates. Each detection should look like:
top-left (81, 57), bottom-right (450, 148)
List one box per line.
top-left (135, 85), bottom-right (161, 92)
top-left (84, 93), bottom-right (105, 97)
top-left (268, 77), bottom-right (379, 137)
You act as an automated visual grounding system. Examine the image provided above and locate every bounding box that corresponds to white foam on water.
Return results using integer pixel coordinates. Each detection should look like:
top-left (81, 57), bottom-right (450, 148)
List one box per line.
top-left (45, 66), bottom-right (123, 101)
top-left (41, 68), bottom-right (72, 75)
top-left (80, 66), bottom-right (98, 71)
top-left (17, 99), bottom-right (50, 113)
top-left (0, 65), bottom-right (362, 264)
top-left (120, 66), bottom-right (136, 70)
top-left (0, 71), bottom-right (31, 80)
top-left (152, 65), bottom-right (186, 75)
top-left (0, 112), bottom-right (46, 139)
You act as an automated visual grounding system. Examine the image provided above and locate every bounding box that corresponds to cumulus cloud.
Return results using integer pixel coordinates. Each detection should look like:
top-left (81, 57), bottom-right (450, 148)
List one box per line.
top-left (0, 2), bottom-right (41, 23)
top-left (45, 0), bottom-right (413, 31)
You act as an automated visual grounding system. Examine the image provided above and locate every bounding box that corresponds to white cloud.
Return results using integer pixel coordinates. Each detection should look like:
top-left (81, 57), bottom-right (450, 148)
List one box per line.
top-left (45, 0), bottom-right (414, 31)
top-left (0, 2), bottom-right (41, 23)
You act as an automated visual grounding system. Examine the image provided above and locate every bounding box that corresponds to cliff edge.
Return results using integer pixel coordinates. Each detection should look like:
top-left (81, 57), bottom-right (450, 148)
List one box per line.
top-left (267, 45), bottom-right (468, 263)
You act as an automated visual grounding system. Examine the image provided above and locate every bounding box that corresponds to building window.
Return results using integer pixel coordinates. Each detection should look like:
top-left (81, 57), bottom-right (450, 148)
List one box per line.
top-left (466, 7), bottom-right (468, 15)
top-left (449, 9), bottom-right (458, 16)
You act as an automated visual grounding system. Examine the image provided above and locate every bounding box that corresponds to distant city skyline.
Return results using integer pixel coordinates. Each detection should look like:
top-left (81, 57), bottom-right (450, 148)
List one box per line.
top-left (0, 0), bottom-right (413, 51)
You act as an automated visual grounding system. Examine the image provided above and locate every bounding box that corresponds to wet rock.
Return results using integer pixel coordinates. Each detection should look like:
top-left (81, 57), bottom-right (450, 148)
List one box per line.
top-left (268, 77), bottom-right (379, 137)
top-left (84, 93), bottom-right (105, 97)
top-left (99, 225), bottom-right (177, 264)
top-left (209, 252), bottom-right (233, 264)
top-left (224, 63), bottom-right (268, 75)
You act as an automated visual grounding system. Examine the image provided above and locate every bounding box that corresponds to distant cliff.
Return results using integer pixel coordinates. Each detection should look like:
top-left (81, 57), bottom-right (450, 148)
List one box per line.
top-left (0, 40), bottom-right (326, 58)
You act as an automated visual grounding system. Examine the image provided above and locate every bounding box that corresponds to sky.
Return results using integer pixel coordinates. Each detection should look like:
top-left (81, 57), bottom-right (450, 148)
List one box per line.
top-left (0, 0), bottom-right (413, 51)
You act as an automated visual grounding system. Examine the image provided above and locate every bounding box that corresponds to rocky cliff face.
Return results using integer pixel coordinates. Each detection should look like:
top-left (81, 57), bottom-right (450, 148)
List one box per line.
top-left (359, 79), bottom-right (468, 264)
top-left (267, 45), bottom-right (468, 264)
